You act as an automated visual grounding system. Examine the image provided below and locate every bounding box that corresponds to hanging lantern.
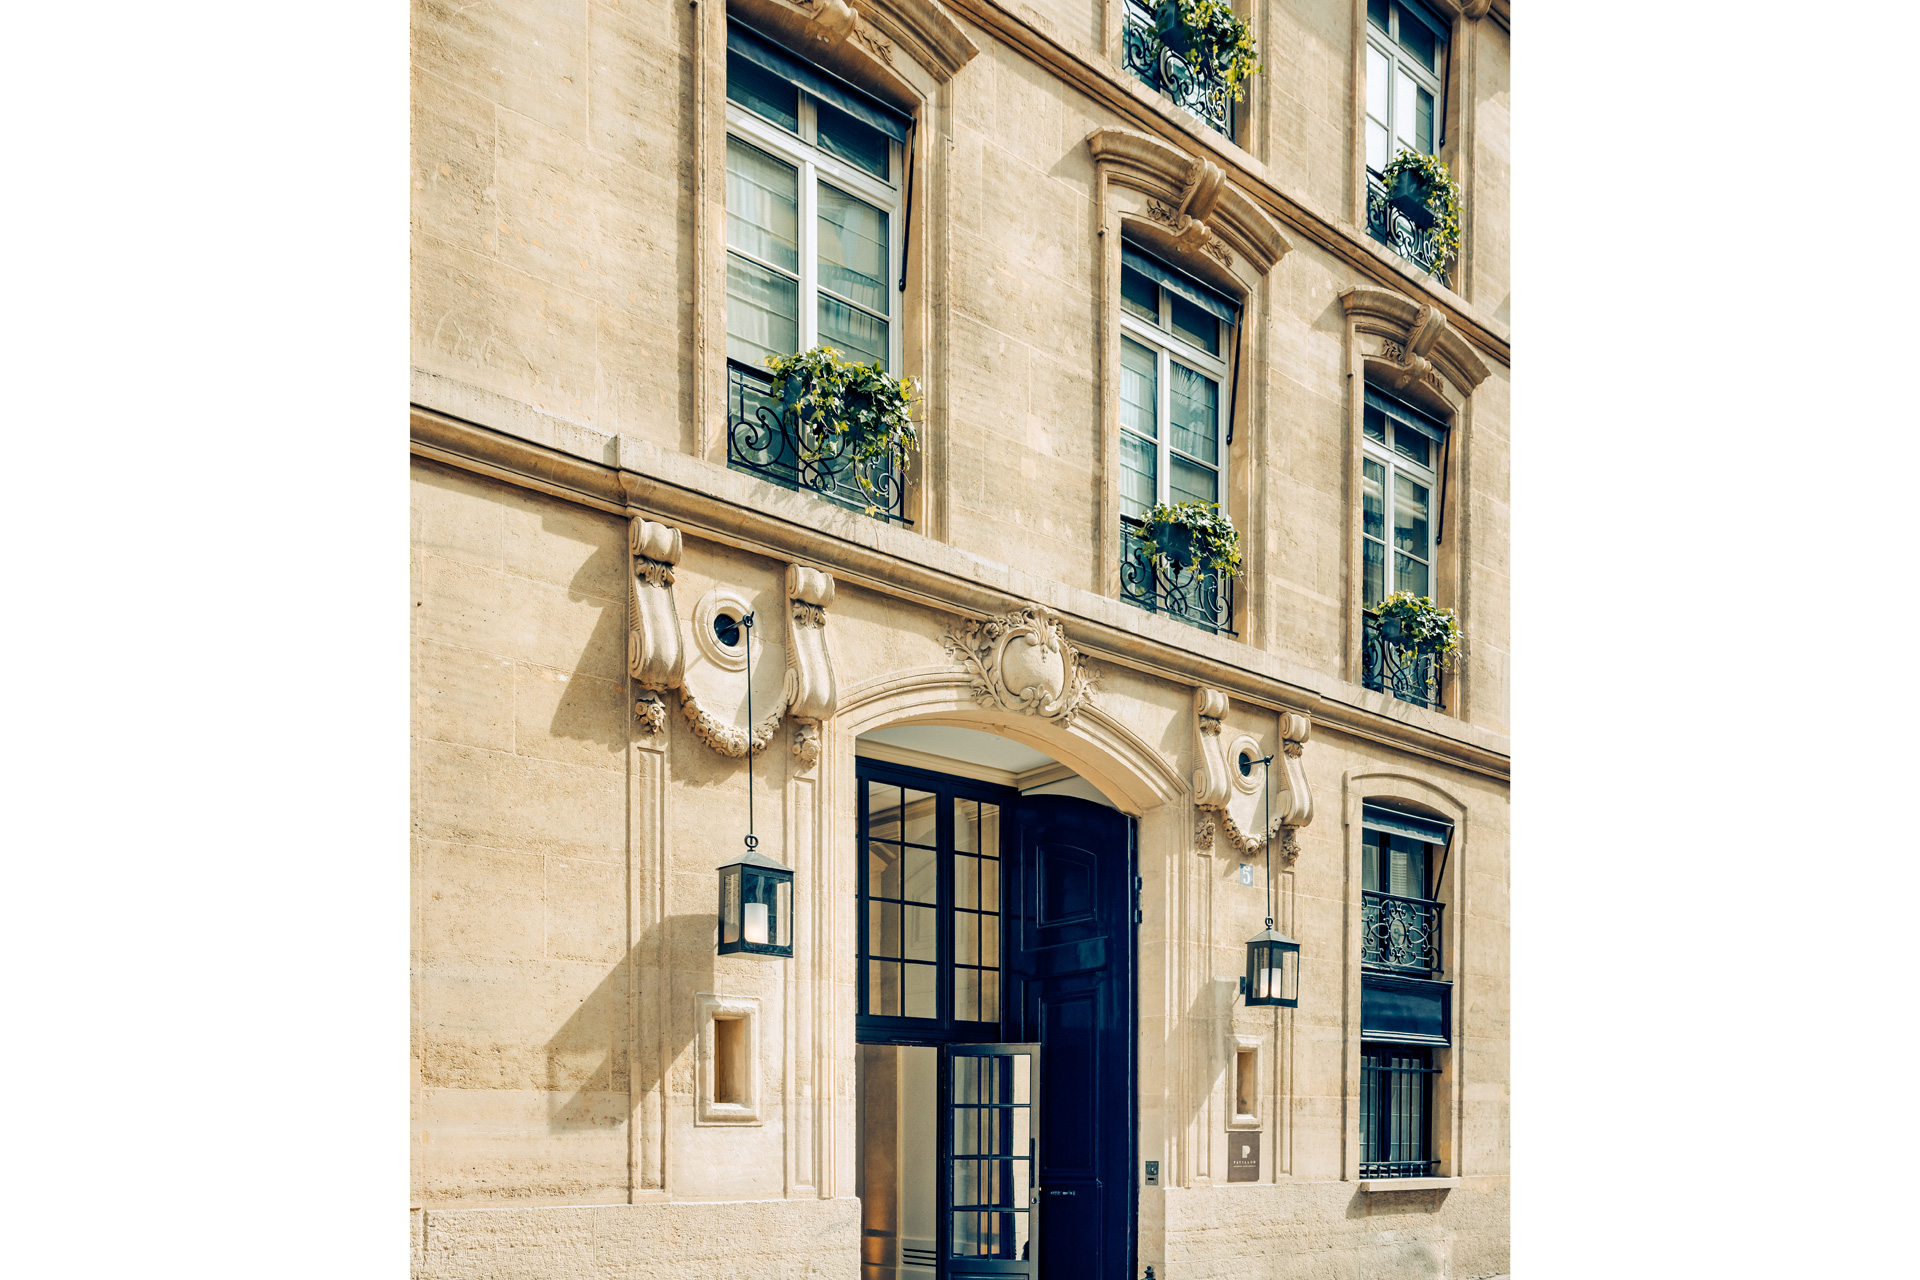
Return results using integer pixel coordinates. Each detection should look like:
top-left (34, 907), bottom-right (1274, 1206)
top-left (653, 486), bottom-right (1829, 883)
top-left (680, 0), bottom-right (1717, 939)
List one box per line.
top-left (1241, 923), bottom-right (1300, 1007)
top-left (714, 609), bottom-right (794, 959)
top-left (717, 849), bottom-right (794, 957)
top-left (1239, 749), bottom-right (1301, 1008)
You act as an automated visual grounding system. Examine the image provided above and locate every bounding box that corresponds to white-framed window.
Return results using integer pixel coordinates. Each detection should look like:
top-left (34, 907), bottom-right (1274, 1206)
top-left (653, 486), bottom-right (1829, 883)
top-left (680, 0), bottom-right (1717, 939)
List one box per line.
top-left (1364, 0), bottom-right (1449, 174)
top-left (1117, 249), bottom-right (1234, 522)
top-left (1361, 389), bottom-right (1443, 605)
top-left (724, 36), bottom-right (903, 373)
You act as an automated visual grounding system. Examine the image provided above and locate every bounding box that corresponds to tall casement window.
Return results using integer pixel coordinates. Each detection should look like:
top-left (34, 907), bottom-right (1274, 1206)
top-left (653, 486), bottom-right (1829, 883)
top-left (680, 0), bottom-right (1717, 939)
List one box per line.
top-left (1117, 241), bottom-right (1239, 635)
top-left (858, 761), bottom-right (1010, 1040)
top-left (1361, 387), bottom-right (1448, 708)
top-left (1358, 802), bottom-right (1452, 1179)
top-left (723, 24), bottom-right (914, 521)
top-left (1364, 0), bottom-right (1452, 277)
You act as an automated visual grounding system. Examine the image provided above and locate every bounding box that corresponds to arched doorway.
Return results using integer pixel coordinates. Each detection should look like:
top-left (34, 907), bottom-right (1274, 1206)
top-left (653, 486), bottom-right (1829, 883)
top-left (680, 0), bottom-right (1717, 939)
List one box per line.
top-left (834, 676), bottom-right (1182, 1280)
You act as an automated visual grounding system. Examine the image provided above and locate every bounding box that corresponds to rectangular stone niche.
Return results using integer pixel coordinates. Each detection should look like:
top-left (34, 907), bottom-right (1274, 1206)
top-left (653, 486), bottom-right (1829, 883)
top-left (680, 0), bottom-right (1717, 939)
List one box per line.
top-left (695, 993), bottom-right (762, 1125)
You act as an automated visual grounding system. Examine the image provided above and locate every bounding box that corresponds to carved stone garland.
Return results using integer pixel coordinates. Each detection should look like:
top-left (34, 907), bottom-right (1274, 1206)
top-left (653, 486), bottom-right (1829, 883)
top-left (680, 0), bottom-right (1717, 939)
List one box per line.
top-left (942, 605), bottom-right (1097, 727)
top-left (1190, 691), bottom-right (1313, 864)
top-left (675, 562), bottom-right (840, 760)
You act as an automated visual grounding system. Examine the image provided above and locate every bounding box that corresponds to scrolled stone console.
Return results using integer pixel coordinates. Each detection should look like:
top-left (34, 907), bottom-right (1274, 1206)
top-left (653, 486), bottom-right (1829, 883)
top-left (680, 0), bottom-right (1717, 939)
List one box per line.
top-left (1192, 686), bottom-right (1314, 863)
top-left (628, 514), bottom-right (840, 761)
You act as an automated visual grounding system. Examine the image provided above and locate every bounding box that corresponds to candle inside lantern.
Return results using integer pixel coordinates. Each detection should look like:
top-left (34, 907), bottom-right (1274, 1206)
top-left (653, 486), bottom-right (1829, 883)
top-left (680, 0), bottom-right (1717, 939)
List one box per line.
top-left (1260, 967), bottom-right (1285, 1000)
top-left (744, 901), bottom-right (769, 946)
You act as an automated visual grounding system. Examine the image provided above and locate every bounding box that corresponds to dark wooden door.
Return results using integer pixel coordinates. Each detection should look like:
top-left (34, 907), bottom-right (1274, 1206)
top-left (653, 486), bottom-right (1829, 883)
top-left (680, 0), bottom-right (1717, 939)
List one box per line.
top-left (1002, 795), bottom-right (1135, 1280)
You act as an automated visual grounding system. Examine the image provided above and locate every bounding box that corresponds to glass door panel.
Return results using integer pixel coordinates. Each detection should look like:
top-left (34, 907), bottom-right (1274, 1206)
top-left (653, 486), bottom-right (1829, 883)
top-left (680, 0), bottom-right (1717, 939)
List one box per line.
top-left (943, 1044), bottom-right (1039, 1280)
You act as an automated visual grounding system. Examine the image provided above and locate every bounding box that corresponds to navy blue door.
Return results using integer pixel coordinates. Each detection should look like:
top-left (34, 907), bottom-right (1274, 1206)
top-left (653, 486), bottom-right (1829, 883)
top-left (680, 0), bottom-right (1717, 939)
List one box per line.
top-left (1003, 795), bottom-right (1135, 1280)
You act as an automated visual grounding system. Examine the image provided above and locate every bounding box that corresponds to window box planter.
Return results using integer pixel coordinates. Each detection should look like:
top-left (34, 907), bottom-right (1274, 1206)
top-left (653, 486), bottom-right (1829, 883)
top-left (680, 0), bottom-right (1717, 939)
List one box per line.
top-left (1132, 500), bottom-right (1242, 578)
top-left (1154, 0), bottom-right (1196, 54)
top-left (1385, 170), bottom-right (1439, 229)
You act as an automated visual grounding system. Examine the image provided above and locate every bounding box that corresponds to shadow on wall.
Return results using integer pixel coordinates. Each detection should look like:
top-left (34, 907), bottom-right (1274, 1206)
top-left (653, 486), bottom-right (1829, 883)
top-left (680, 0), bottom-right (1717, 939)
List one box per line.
top-left (547, 507), bottom-right (631, 756)
top-left (543, 912), bottom-right (717, 1132)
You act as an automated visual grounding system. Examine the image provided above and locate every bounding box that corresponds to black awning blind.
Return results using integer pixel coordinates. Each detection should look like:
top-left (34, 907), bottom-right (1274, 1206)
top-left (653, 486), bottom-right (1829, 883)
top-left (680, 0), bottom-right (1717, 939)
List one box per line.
top-left (1120, 242), bottom-right (1240, 326)
top-left (1364, 386), bottom-right (1447, 444)
top-left (727, 22), bottom-right (912, 143)
top-left (1361, 803), bottom-right (1452, 845)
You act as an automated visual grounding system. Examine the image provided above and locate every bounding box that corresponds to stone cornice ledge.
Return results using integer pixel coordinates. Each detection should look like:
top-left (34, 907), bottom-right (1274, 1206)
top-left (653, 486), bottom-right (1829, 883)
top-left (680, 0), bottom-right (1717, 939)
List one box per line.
top-left (410, 371), bottom-right (1511, 781)
top-left (937, 0), bottom-right (1510, 366)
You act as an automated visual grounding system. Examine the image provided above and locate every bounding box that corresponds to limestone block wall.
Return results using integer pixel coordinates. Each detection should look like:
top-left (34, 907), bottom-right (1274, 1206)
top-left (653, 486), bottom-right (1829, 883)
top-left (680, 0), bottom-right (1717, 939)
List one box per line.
top-left (412, 1198), bottom-right (863, 1280)
top-left (412, 460), bottom-right (635, 1205)
top-left (409, 0), bottom-right (1513, 731)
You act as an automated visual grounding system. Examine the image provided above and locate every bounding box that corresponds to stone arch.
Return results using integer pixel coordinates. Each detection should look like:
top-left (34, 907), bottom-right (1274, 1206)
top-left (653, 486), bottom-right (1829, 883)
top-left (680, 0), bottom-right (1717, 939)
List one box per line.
top-left (832, 666), bottom-right (1186, 816)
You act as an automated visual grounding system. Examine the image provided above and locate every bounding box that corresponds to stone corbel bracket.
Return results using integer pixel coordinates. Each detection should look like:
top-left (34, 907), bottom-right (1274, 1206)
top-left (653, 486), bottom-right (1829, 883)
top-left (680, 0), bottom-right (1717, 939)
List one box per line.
top-left (784, 564), bottom-right (837, 769)
top-left (629, 518), bottom-right (685, 736)
top-left (1086, 127), bottom-right (1292, 277)
top-left (1340, 286), bottom-right (1492, 411)
top-left (1191, 686), bottom-right (1231, 810)
top-left (1273, 711), bottom-right (1313, 863)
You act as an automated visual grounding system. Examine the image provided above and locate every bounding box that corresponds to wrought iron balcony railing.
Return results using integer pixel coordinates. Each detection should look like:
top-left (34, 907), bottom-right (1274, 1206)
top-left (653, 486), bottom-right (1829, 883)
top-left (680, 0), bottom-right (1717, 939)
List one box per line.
top-left (1120, 0), bottom-right (1232, 137)
top-left (1361, 890), bottom-right (1444, 976)
top-left (1366, 171), bottom-right (1451, 285)
top-left (1121, 525), bottom-right (1235, 635)
top-left (725, 361), bottom-right (910, 524)
top-left (1361, 609), bottom-right (1443, 710)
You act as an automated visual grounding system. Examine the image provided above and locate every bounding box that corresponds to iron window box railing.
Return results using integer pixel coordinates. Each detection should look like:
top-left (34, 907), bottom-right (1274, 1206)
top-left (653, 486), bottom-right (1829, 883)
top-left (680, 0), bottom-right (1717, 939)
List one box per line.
top-left (1365, 170), bottom-right (1451, 285)
top-left (1121, 520), bottom-right (1236, 636)
top-left (1361, 609), bottom-right (1443, 710)
top-left (1119, 0), bottom-right (1234, 137)
top-left (725, 360), bottom-right (911, 524)
top-left (1360, 890), bottom-right (1444, 977)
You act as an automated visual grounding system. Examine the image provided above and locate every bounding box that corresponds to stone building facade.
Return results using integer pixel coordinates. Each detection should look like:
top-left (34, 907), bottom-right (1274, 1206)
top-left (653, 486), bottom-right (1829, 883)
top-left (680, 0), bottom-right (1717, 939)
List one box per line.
top-left (410, 0), bottom-right (1510, 1277)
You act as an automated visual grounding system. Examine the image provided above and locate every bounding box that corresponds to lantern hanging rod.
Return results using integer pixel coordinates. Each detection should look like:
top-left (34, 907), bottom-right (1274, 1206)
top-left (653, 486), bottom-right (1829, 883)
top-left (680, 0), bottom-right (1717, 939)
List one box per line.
top-left (742, 611), bottom-right (757, 854)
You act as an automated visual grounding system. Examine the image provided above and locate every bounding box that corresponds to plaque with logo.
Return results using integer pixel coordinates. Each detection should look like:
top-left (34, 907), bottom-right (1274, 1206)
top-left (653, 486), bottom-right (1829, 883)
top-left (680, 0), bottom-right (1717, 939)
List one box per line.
top-left (1227, 1131), bottom-right (1260, 1182)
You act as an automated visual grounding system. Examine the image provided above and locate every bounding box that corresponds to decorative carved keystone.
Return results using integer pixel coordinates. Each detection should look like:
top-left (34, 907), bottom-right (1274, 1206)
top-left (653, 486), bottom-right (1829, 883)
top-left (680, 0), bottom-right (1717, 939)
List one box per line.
top-left (784, 564), bottom-right (837, 768)
top-left (629, 518), bottom-right (685, 735)
top-left (942, 605), bottom-right (1096, 728)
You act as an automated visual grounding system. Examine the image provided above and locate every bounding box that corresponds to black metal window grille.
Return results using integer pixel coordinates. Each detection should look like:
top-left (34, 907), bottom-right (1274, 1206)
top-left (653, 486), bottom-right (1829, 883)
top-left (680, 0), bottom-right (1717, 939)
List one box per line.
top-left (858, 761), bottom-right (1011, 1042)
top-left (726, 361), bottom-right (911, 524)
top-left (1361, 609), bottom-right (1443, 709)
top-left (1120, 518), bottom-right (1236, 635)
top-left (1359, 1043), bottom-right (1439, 1178)
top-left (1119, 0), bottom-right (1234, 137)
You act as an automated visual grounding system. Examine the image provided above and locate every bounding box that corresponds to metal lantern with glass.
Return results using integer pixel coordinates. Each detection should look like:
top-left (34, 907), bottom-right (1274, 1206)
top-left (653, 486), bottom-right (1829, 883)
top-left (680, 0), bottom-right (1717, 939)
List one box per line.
top-left (715, 612), bottom-right (796, 958)
top-left (1239, 751), bottom-right (1300, 1007)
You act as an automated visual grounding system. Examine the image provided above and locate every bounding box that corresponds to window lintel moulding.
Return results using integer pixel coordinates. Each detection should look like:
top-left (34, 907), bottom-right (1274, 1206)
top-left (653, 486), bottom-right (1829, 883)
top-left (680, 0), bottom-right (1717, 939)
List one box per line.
top-left (1087, 127), bottom-right (1291, 285)
top-left (728, 0), bottom-right (979, 100)
top-left (1339, 286), bottom-right (1491, 410)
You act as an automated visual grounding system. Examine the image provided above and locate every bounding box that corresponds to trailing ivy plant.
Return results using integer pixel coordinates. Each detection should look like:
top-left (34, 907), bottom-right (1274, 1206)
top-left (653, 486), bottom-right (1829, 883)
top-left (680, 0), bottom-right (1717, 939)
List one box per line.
top-left (1155, 0), bottom-right (1262, 101)
top-left (1379, 148), bottom-right (1463, 275)
top-left (1372, 590), bottom-right (1461, 664)
top-left (763, 346), bottom-right (918, 510)
top-left (1133, 500), bottom-right (1243, 578)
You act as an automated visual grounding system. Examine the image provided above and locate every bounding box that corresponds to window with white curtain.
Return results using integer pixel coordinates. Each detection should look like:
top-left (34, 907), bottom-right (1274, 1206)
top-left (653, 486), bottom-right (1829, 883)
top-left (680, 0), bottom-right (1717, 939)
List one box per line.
top-left (1117, 250), bottom-right (1233, 523)
top-left (1364, 0), bottom-right (1449, 175)
top-left (725, 38), bottom-right (901, 373)
top-left (1360, 388), bottom-right (1443, 606)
